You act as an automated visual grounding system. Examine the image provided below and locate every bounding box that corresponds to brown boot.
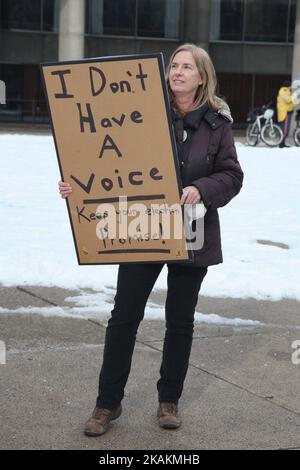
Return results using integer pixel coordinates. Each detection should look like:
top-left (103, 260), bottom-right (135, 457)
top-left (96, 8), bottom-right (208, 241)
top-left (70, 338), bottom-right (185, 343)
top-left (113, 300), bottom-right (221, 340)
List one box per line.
top-left (84, 405), bottom-right (122, 436)
top-left (157, 402), bottom-right (182, 429)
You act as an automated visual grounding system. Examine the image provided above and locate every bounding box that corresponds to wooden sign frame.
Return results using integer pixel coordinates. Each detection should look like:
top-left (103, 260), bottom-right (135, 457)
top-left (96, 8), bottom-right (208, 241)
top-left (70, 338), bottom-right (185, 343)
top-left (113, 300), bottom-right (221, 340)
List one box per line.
top-left (41, 53), bottom-right (193, 265)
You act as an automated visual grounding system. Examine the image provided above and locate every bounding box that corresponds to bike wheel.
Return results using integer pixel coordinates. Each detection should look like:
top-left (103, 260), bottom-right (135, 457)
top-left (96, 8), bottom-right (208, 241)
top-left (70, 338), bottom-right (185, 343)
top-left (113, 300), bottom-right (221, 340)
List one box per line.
top-left (294, 128), bottom-right (300, 146)
top-left (261, 123), bottom-right (283, 147)
top-left (246, 123), bottom-right (259, 146)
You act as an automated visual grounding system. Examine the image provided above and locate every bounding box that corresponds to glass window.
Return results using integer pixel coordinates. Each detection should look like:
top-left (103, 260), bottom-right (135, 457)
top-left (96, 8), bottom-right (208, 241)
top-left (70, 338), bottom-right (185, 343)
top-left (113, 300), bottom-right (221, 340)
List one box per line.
top-left (137, 0), bottom-right (180, 38)
top-left (288, 0), bottom-right (296, 43)
top-left (87, 0), bottom-right (103, 34)
top-left (210, 0), bottom-right (294, 43)
top-left (164, 0), bottom-right (181, 39)
top-left (86, 0), bottom-right (181, 38)
top-left (87, 0), bottom-right (136, 36)
top-left (42, 0), bottom-right (59, 32)
top-left (0, 0), bottom-right (41, 31)
top-left (210, 0), bottom-right (244, 41)
top-left (103, 0), bottom-right (135, 36)
top-left (244, 0), bottom-right (288, 42)
top-left (0, 63), bottom-right (23, 121)
top-left (0, 63), bottom-right (23, 99)
top-left (138, 0), bottom-right (165, 37)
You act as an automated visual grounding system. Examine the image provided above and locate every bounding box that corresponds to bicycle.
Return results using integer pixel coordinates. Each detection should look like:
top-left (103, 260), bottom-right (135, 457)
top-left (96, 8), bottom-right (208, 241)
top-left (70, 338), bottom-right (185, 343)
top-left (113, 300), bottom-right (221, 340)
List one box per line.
top-left (246, 104), bottom-right (283, 147)
top-left (293, 109), bottom-right (300, 146)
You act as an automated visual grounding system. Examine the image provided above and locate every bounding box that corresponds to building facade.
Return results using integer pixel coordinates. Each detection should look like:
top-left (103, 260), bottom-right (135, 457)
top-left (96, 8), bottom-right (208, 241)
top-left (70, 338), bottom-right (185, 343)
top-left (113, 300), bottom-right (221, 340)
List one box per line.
top-left (0, 0), bottom-right (298, 125)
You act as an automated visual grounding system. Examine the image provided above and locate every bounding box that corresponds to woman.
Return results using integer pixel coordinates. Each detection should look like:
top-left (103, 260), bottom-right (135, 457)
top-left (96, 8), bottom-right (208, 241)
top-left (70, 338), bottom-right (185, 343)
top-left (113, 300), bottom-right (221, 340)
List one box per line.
top-left (59, 44), bottom-right (243, 436)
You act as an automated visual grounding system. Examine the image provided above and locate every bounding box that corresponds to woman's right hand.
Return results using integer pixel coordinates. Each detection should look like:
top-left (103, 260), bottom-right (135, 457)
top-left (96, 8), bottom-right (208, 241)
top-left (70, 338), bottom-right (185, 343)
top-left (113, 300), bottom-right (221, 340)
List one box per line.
top-left (58, 180), bottom-right (72, 198)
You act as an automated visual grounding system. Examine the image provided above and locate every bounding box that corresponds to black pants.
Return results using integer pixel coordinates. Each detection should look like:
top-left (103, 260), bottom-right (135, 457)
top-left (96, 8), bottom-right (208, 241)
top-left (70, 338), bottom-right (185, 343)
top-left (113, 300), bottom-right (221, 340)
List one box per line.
top-left (279, 111), bottom-right (293, 145)
top-left (96, 263), bottom-right (207, 409)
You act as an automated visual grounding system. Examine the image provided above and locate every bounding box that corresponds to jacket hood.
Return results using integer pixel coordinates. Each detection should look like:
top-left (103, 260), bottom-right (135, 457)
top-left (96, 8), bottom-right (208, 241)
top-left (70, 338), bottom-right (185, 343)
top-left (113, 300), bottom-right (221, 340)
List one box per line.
top-left (214, 96), bottom-right (234, 123)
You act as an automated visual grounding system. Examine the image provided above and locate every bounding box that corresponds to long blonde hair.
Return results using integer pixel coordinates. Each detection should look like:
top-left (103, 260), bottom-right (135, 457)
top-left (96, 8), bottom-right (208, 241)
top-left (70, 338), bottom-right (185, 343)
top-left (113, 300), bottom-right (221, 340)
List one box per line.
top-left (166, 43), bottom-right (221, 114)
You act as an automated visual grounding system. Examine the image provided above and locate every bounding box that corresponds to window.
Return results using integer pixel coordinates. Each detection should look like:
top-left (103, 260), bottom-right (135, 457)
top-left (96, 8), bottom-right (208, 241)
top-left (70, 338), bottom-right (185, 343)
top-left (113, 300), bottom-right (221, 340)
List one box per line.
top-left (138, 0), bottom-right (165, 37)
top-left (0, 63), bottom-right (23, 100)
top-left (42, 0), bottom-right (59, 32)
top-left (210, 0), bottom-right (296, 44)
top-left (289, 0), bottom-right (296, 43)
top-left (0, 63), bottom-right (23, 121)
top-left (138, 0), bottom-right (180, 38)
top-left (103, 0), bottom-right (135, 36)
top-left (0, 0), bottom-right (41, 31)
top-left (0, 0), bottom-right (58, 32)
top-left (210, 0), bottom-right (244, 41)
top-left (86, 0), bottom-right (181, 39)
top-left (244, 0), bottom-right (288, 42)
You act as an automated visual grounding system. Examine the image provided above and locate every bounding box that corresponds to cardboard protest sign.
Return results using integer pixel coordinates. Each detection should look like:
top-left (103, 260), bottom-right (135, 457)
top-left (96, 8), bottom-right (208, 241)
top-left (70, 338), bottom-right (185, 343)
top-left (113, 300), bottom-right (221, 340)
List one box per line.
top-left (41, 54), bottom-right (192, 264)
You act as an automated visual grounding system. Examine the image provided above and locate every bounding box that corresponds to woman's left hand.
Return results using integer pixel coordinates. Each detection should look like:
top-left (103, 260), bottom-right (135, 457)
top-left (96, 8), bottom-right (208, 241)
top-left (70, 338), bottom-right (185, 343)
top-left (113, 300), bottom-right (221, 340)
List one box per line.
top-left (180, 186), bottom-right (201, 204)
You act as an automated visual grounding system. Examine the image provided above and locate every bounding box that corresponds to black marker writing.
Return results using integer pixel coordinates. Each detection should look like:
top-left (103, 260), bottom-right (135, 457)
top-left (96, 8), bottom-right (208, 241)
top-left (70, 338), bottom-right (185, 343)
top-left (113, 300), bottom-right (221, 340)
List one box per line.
top-left (100, 111), bottom-right (143, 128)
top-left (136, 63), bottom-right (148, 91)
top-left (51, 70), bottom-right (74, 98)
top-left (70, 168), bottom-right (163, 194)
top-left (89, 63), bottom-right (148, 95)
top-left (71, 173), bottom-right (95, 194)
top-left (76, 103), bottom-right (96, 133)
top-left (52, 63), bottom-right (148, 101)
top-left (99, 135), bottom-right (122, 158)
top-left (89, 66), bottom-right (106, 96)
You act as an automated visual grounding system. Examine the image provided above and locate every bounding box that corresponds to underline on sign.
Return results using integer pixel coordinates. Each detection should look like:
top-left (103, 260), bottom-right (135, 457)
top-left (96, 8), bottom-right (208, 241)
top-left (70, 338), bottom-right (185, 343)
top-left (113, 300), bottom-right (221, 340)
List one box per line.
top-left (97, 249), bottom-right (171, 254)
top-left (83, 194), bottom-right (166, 204)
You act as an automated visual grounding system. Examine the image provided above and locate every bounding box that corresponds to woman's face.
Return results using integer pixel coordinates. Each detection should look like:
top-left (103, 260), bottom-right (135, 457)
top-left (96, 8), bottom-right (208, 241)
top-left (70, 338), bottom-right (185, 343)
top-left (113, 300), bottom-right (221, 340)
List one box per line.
top-left (169, 50), bottom-right (203, 98)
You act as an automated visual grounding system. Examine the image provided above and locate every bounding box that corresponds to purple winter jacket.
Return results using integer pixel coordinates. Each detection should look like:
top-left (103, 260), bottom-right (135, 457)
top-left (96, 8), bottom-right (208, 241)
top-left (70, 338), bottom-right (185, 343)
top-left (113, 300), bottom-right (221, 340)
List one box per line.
top-left (172, 104), bottom-right (244, 267)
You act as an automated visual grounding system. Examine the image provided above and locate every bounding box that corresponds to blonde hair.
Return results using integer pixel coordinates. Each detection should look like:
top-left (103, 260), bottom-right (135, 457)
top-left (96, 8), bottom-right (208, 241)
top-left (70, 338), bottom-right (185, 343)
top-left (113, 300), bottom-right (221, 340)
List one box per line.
top-left (166, 43), bottom-right (221, 114)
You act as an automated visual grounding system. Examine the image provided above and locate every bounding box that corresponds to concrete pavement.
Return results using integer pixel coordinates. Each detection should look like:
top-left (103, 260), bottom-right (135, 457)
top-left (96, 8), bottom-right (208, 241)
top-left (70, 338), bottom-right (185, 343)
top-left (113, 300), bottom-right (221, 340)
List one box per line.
top-left (0, 284), bottom-right (300, 450)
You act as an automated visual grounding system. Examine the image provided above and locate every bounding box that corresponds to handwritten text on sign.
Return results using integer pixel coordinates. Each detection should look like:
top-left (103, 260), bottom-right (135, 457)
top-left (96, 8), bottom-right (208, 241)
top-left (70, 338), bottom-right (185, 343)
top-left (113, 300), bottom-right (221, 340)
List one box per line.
top-left (41, 55), bottom-right (190, 264)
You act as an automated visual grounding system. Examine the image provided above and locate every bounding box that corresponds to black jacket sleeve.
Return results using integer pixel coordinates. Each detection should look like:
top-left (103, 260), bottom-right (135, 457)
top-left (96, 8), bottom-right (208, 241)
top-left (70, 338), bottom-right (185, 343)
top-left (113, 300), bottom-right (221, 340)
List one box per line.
top-left (192, 123), bottom-right (244, 210)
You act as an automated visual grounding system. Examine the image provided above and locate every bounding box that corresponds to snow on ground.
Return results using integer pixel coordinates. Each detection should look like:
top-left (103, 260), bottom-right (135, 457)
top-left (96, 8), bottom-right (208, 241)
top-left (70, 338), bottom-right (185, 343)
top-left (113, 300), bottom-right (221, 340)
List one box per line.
top-left (0, 134), bottom-right (299, 322)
